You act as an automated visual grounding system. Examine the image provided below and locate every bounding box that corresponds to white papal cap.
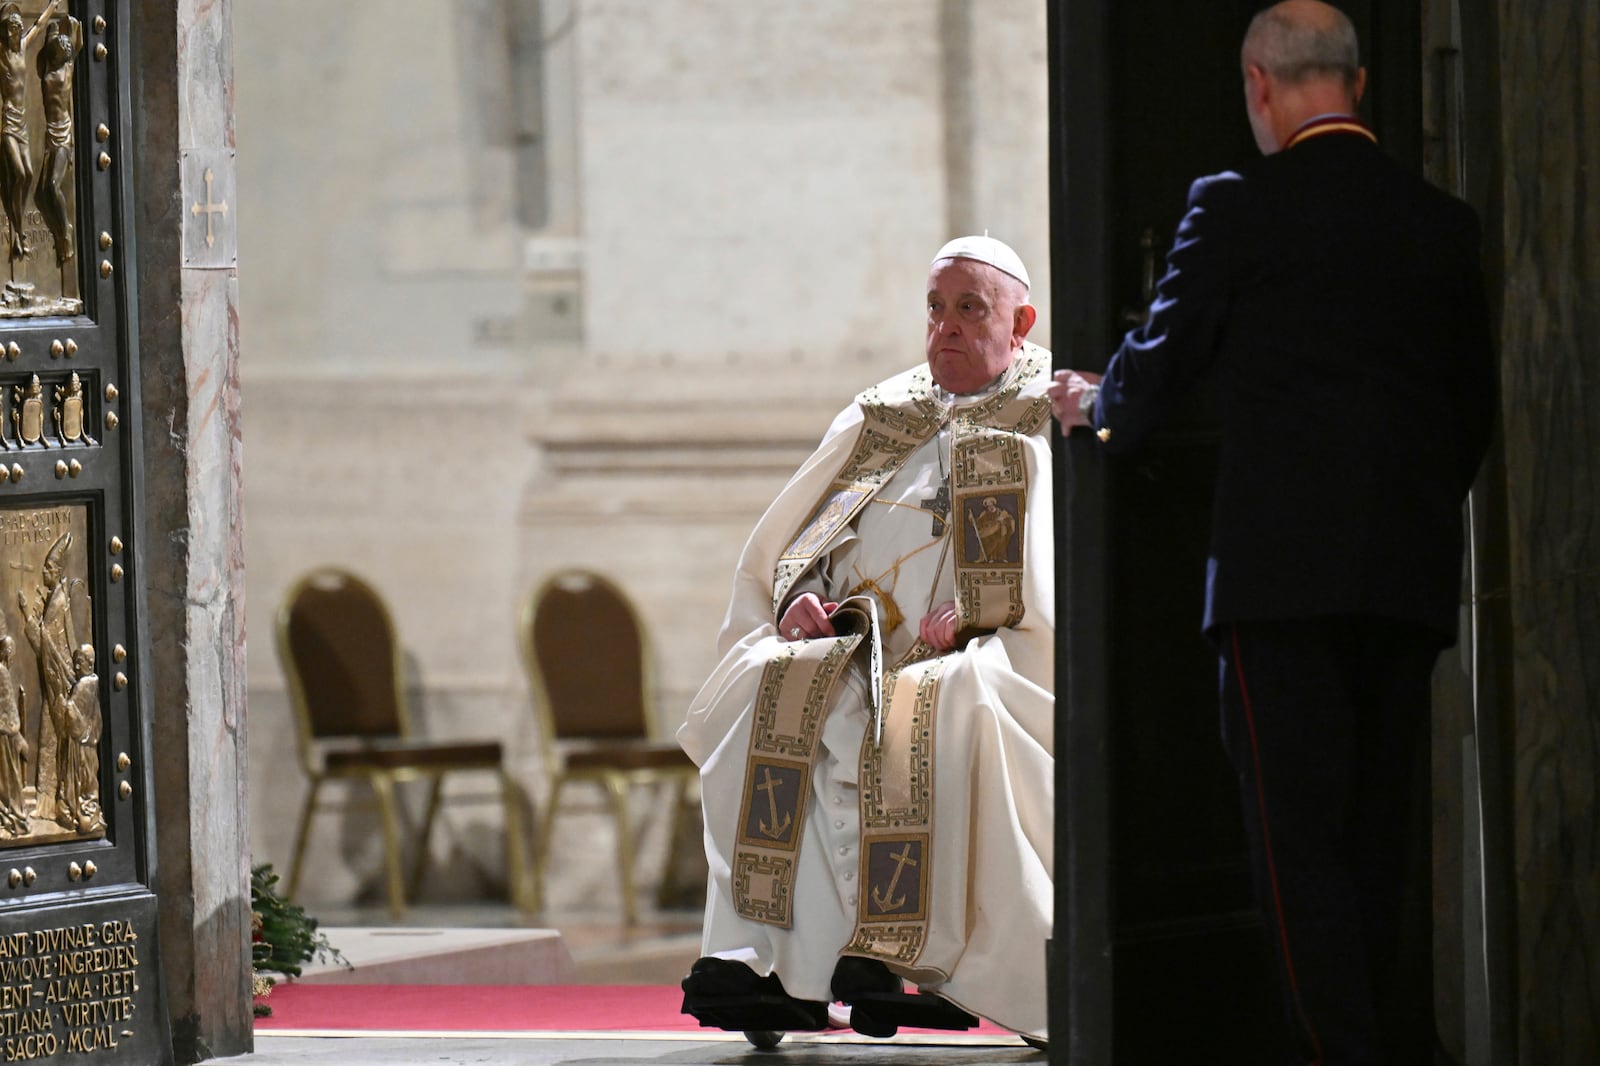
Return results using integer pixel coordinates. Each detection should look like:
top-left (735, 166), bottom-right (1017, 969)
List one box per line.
top-left (932, 235), bottom-right (1031, 292)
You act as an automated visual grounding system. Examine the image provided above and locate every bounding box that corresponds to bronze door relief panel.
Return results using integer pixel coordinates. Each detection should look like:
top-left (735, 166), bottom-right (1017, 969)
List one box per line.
top-left (0, 0), bottom-right (85, 318)
top-left (1, 506), bottom-right (103, 845)
top-left (0, 2), bottom-right (171, 1064)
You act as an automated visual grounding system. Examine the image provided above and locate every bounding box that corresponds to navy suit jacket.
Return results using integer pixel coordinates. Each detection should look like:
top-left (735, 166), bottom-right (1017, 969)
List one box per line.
top-left (1094, 127), bottom-right (1496, 641)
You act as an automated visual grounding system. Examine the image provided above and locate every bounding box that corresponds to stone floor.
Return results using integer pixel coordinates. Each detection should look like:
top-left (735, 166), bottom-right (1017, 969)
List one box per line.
top-left (224, 1034), bottom-right (1046, 1065)
top-left (206, 902), bottom-right (1048, 1065)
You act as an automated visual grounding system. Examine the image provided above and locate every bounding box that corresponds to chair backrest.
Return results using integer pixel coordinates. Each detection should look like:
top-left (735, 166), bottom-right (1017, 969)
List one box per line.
top-left (520, 569), bottom-right (654, 755)
top-left (276, 568), bottom-right (410, 764)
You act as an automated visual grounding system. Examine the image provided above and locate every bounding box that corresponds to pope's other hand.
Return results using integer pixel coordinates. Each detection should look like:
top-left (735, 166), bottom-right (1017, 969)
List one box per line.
top-left (919, 601), bottom-right (960, 652)
top-left (779, 593), bottom-right (837, 641)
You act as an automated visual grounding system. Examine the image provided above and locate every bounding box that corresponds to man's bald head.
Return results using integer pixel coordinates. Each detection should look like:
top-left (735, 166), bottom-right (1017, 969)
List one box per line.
top-left (1240, 0), bottom-right (1366, 154)
top-left (1243, 1), bottom-right (1361, 89)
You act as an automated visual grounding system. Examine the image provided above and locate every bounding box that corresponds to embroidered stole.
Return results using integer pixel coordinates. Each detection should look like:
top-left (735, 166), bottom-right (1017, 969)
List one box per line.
top-left (844, 410), bottom-right (1041, 967)
top-left (730, 634), bottom-right (863, 927)
top-left (732, 349), bottom-right (1050, 941)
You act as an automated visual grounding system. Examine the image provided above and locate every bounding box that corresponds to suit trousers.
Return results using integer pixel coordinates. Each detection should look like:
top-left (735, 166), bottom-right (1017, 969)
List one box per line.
top-left (1219, 616), bottom-right (1443, 1066)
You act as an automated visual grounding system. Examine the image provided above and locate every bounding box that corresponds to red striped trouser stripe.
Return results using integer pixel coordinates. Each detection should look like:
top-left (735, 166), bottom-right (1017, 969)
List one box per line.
top-left (1231, 624), bottom-right (1324, 1066)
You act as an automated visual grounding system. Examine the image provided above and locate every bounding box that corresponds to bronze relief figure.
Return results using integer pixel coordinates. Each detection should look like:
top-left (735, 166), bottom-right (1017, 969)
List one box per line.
top-left (0, 510), bottom-right (106, 845)
top-left (0, 0), bottom-right (58, 261)
top-left (34, 8), bottom-right (75, 265)
top-left (0, 625), bottom-right (29, 836)
top-left (0, 0), bottom-right (79, 315)
top-left (60, 641), bottom-right (101, 832)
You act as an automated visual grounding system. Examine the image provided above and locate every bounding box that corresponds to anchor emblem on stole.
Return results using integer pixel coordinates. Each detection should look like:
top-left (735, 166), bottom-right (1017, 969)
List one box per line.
top-left (756, 766), bottom-right (792, 839)
top-left (870, 843), bottom-right (919, 913)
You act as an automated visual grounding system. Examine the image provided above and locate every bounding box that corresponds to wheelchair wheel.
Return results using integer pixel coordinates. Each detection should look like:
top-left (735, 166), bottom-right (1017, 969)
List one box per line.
top-left (744, 1030), bottom-right (785, 1050)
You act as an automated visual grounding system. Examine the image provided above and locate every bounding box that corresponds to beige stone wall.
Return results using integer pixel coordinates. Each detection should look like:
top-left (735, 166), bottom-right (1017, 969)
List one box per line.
top-left (237, 0), bottom-right (1048, 910)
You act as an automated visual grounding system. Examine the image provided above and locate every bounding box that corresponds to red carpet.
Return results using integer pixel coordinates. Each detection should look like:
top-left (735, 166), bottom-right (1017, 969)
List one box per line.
top-left (256, 984), bottom-right (708, 1033)
top-left (255, 983), bottom-right (1010, 1037)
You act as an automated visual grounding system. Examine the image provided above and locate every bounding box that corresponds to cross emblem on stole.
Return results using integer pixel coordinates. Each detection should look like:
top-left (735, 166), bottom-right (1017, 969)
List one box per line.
top-left (920, 485), bottom-right (951, 536)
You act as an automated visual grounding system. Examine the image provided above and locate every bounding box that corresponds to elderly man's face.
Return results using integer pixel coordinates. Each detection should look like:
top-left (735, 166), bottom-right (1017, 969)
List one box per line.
top-left (925, 257), bottom-right (1032, 395)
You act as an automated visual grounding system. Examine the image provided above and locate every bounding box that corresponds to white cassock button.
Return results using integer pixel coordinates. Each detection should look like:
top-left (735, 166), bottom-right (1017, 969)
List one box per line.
top-left (848, 895), bottom-right (857, 907)
top-left (833, 795), bottom-right (844, 805)
top-left (838, 846), bottom-right (850, 856)
top-left (834, 820), bottom-right (845, 829)
top-left (844, 871), bottom-right (854, 882)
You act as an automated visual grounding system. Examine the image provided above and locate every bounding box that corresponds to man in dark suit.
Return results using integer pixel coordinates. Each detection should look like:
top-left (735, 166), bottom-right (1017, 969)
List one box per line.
top-left (1050, 2), bottom-right (1496, 1063)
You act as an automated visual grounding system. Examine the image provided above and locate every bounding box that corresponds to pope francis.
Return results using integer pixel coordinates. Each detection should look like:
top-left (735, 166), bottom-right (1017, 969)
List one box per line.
top-left (678, 236), bottom-right (1054, 1043)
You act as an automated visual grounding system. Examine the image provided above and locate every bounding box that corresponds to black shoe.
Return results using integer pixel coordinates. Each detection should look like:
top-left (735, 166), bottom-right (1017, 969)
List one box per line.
top-left (680, 957), bottom-right (829, 1032)
top-left (829, 955), bottom-right (979, 1038)
top-left (830, 955), bottom-right (903, 999)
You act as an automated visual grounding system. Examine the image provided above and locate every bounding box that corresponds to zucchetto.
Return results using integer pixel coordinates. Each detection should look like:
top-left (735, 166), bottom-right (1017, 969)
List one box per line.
top-left (932, 235), bottom-right (1030, 292)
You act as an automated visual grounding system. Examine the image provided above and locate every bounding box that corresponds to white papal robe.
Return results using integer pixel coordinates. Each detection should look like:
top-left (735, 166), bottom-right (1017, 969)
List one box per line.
top-left (678, 345), bottom-right (1055, 1038)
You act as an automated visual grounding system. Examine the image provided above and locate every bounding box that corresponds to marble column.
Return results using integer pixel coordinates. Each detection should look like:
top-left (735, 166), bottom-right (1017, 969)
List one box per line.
top-left (133, 1), bottom-right (252, 1062)
top-left (1498, 2), bottom-right (1600, 1061)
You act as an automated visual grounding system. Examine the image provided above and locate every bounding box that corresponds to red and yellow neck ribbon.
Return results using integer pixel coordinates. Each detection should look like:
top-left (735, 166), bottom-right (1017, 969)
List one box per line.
top-left (1284, 114), bottom-right (1377, 150)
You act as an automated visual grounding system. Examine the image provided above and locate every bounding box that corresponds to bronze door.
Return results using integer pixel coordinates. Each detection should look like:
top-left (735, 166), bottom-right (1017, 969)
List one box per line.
top-left (0, 1), bottom-right (169, 1062)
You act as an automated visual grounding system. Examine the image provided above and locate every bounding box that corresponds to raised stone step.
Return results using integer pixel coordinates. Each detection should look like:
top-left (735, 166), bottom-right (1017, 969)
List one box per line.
top-left (297, 927), bottom-right (573, 985)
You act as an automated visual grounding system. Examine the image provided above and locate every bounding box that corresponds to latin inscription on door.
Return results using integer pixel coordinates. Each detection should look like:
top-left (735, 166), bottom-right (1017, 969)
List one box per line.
top-left (0, 897), bottom-right (161, 1062)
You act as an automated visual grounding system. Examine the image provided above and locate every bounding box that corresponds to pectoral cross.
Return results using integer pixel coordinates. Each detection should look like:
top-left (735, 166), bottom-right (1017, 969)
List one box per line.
top-left (920, 485), bottom-right (951, 537)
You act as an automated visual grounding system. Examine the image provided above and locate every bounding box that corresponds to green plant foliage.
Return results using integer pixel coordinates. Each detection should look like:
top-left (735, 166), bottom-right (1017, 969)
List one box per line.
top-left (251, 863), bottom-right (346, 1017)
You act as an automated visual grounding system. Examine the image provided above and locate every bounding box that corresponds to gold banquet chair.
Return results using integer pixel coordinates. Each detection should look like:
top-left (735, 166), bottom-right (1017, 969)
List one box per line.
top-left (520, 569), bottom-right (697, 926)
top-left (276, 567), bottom-right (535, 917)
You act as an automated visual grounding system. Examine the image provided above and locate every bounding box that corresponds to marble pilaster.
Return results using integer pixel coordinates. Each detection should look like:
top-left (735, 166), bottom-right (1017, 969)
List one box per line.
top-left (133, 0), bottom-right (251, 1061)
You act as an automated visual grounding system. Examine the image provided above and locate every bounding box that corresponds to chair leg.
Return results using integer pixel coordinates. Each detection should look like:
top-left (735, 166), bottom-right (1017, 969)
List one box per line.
top-left (369, 772), bottom-right (407, 918)
top-left (537, 775), bottom-right (567, 914)
top-left (500, 769), bottom-right (539, 914)
top-left (604, 774), bottom-right (639, 926)
top-left (407, 775), bottom-right (445, 900)
top-left (286, 777), bottom-right (322, 902)
top-left (657, 773), bottom-right (696, 909)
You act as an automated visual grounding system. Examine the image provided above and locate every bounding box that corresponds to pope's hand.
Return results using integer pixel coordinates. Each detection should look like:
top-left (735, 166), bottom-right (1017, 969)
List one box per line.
top-left (1047, 369), bottom-right (1103, 430)
top-left (919, 601), bottom-right (960, 652)
top-left (779, 593), bottom-right (837, 641)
